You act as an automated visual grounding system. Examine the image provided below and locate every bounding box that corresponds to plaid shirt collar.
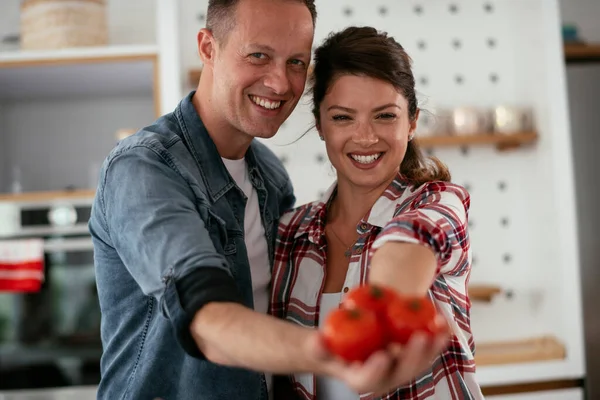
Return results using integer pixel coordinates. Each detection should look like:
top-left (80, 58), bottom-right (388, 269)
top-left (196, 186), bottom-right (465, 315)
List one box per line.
top-left (294, 172), bottom-right (412, 240)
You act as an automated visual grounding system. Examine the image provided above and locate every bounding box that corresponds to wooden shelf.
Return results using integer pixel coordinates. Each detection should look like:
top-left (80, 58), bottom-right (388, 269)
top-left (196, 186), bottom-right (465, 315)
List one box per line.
top-left (415, 131), bottom-right (538, 151)
top-left (468, 284), bottom-right (502, 303)
top-left (0, 189), bottom-right (95, 203)
top-left (564, 43), bottom-right (600, 63)
top-left (0, 44), bottom-right (159, 102)
top-left (476, 336), bottom-right (566, 366)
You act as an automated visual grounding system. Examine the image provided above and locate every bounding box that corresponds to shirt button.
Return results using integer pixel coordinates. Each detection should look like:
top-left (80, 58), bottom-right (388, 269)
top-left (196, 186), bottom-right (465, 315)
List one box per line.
top-left (343, 287), bottom-right (349, 293)
top-left (360, 223), bottom-right (368, 230)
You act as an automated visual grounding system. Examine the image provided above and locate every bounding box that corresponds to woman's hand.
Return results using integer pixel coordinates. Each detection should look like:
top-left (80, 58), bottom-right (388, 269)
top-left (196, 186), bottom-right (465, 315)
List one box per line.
top-left (306, 320), bottom-right (450, 396)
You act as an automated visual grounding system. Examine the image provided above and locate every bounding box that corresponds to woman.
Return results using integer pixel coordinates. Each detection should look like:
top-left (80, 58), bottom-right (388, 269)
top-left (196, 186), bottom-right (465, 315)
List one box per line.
top-left (270, 26), bottom-right (484, 399)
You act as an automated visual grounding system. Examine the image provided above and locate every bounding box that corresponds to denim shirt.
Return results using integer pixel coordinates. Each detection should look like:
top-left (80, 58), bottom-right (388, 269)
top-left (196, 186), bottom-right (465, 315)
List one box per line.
top-left (89, 91), bottom-right (295, 400)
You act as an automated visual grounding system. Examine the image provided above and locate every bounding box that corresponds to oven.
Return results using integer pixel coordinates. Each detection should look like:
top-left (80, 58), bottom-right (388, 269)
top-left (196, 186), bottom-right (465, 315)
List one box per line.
top-left (0, 191), bottom-right (101, 390)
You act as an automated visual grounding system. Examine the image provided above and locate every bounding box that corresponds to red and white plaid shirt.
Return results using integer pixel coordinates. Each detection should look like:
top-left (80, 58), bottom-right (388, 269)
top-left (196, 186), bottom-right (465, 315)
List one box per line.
top-left (270, 173), bottom-right (484, 400)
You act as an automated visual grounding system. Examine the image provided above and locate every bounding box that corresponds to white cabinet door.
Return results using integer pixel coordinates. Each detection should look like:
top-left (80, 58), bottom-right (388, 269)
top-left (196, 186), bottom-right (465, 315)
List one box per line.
top-left (486, 388), bottom-right (583, 400)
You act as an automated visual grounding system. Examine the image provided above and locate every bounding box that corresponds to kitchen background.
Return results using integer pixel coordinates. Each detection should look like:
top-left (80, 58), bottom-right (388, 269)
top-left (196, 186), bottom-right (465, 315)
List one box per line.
top-left (0, 0), bottom-right (598, 399)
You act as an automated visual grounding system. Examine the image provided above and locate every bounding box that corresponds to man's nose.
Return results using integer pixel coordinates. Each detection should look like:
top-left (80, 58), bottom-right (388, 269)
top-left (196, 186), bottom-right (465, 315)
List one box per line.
top-left (263, 65), bottom-right (291, 96)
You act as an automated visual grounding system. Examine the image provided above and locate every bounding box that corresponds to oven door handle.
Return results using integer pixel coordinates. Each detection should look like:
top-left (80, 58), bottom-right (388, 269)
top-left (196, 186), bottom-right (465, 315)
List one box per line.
top-left (43, 237), bottom-right (94, 252)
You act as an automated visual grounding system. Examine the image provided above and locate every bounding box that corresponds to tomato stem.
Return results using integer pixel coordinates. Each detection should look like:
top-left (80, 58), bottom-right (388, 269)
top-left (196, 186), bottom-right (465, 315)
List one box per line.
top-left (408, 299), bottom-right (421, 312)
top-left (346, 308), bottom-right (363, 319)
top-left (369, 285), bottom-right (383, 299)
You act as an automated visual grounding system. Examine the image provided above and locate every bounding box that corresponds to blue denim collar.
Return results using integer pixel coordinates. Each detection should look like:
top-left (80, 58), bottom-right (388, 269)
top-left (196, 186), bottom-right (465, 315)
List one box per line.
top-left (175, 90), bottom-right (265, 201)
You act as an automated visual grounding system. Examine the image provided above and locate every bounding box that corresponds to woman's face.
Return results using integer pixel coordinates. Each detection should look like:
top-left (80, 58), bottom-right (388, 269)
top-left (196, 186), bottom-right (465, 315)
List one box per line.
top-left (318, 74), bottom-right (417, 192)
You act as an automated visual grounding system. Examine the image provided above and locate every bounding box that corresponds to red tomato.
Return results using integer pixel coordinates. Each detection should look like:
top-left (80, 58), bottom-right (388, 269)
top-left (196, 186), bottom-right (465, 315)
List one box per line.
top-left (322, 307), bottom-right (386, 362)
top-left (342, 284), bottom-right (400, 318)
top-left (385, 295), bottom-right (442, 345)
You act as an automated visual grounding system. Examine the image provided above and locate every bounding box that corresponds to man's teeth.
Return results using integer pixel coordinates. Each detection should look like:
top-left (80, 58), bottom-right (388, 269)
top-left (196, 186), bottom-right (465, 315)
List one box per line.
top-left (250, 95), bottom-right (281, 110)
top-left (350, 153), bottom-right (382, 164)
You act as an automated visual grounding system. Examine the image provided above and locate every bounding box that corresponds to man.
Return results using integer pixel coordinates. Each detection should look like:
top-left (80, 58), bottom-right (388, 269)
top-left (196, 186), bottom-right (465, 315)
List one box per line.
top-left (89, 1), bottom-right (448, 399)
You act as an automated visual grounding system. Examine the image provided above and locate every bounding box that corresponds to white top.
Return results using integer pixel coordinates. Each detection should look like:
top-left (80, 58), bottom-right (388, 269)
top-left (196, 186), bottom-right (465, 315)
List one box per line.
top-left (221, 157), bottom-right (272, 397)
top-left (317, 292), bottom-right (360, 400)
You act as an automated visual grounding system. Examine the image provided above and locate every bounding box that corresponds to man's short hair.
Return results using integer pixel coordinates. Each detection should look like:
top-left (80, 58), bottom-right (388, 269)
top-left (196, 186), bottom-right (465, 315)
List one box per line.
top-left (206, 0), bottom-right (317, 43)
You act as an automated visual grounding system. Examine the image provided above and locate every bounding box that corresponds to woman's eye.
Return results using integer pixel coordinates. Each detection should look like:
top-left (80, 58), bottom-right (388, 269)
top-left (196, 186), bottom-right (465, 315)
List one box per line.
top-left (250, 53), bottom-right (267, 59)
top-left (332, 115), bottom-right (351, 121)
top-left (377, 113), bottom-right (396, 119)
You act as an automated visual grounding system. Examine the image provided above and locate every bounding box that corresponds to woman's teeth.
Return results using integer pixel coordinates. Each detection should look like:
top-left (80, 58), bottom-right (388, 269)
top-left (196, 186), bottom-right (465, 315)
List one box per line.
top-left (350, 153), bottom-right (383, 164)
top-left (250, 95), bottom-right (282, 110)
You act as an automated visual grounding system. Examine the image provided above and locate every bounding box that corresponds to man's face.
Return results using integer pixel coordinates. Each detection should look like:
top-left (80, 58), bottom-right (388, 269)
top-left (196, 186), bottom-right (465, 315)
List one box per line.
top-left (210, 0), bottom-right (314, 139)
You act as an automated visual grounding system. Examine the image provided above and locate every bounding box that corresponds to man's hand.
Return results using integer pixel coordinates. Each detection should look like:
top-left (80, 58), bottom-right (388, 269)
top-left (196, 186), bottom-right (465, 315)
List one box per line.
top-left (306, 315), bottom-right (451, 396)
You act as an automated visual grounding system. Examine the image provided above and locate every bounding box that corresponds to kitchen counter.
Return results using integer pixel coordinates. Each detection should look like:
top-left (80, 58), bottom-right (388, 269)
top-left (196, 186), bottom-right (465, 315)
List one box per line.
top-left (0, 386), bottom-right (96, 400)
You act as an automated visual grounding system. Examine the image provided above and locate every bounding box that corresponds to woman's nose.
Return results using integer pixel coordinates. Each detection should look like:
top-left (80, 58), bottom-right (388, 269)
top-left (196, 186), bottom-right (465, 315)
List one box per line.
top-left (352, 124), bottom-right (379, 146)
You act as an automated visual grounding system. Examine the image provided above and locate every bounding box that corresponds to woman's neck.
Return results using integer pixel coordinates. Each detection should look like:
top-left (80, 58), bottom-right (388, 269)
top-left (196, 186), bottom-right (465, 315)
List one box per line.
top-left (328, 177), bottom-right (393, 228)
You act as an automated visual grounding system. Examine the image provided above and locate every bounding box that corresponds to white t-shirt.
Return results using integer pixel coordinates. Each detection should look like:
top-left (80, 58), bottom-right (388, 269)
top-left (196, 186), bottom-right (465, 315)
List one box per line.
top-left (221, 157), bottom-right (272, 396)
top-left (317, 293), bottom-right (359, 400)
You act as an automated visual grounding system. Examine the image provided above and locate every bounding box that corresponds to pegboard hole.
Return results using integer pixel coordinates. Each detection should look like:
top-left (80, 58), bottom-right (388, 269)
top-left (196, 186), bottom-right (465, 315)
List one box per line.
top-left (452, 39), bottom-right (462, 50)
top-left (487, 38), bottom-right (497, 48)
top-left (197, 13), bottom-right (205, 22)
top-left (419, 76), bottom-right (429, 86)
top-left (280, 155), bottom-right (289, 165)
top-left (490, 73), bottom-right (499, 83)
top-left (503, 254), bottom-right (512, 264)
top-left (343, 7), bottom-right (353, 16)
top-left (417, 40), bottom-right (427, 50)
top-left (315, 153), bottom-right (326, 164)
top-left (468, 219), bottom-right (474, 229)
top-left (425, 148), bottom-right (435, 156)
top-left (463, 183), bottom-right (472, 192)
top-left (498, 181), bottom-right (507, 191)
top-left (484, 2), bottom-right (494, 13)
top-left (378, 6), bottom-right (388, 16)
top-left (449, 3), bottom-right (459, 14)
top-left (455, 75), bottom-right (464, 85)
top-left (460, 146), bottom-right (469, 156)
top-left (501, 217), bottom-right (509, 227)
top-left (413, 4), bottom-right (423, 15)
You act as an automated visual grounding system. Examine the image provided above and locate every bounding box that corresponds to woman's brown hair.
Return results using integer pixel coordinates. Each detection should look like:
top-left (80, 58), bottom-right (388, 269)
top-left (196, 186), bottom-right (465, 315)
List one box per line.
top-left (309, 26), bottom-right (451, 186)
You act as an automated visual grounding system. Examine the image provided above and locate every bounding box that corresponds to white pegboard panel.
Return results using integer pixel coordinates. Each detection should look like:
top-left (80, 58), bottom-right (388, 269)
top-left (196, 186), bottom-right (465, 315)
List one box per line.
top-left (177, 0), bottom-right (584, 383)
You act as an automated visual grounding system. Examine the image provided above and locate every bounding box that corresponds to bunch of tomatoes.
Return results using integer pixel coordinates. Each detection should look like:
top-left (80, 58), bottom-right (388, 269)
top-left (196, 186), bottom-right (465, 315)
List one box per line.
top-left (321, 284), bottom-right (447, 362)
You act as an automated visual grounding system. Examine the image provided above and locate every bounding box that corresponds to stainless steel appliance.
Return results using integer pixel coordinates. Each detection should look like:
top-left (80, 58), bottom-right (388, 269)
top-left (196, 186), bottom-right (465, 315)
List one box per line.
top-left (0, 191), bottom-right (101, 390)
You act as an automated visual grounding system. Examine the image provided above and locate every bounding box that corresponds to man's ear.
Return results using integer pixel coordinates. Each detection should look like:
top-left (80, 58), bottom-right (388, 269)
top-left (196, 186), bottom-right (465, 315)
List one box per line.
top-left (197, 28), bottom-right (217, 66)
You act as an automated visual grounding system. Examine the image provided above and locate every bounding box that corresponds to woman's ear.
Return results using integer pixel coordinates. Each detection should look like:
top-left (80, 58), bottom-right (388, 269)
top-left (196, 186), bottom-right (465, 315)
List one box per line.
top-left (409, 108), bottom-right (420, 135)
top-left (316, 122), bottom-right (324, 141)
